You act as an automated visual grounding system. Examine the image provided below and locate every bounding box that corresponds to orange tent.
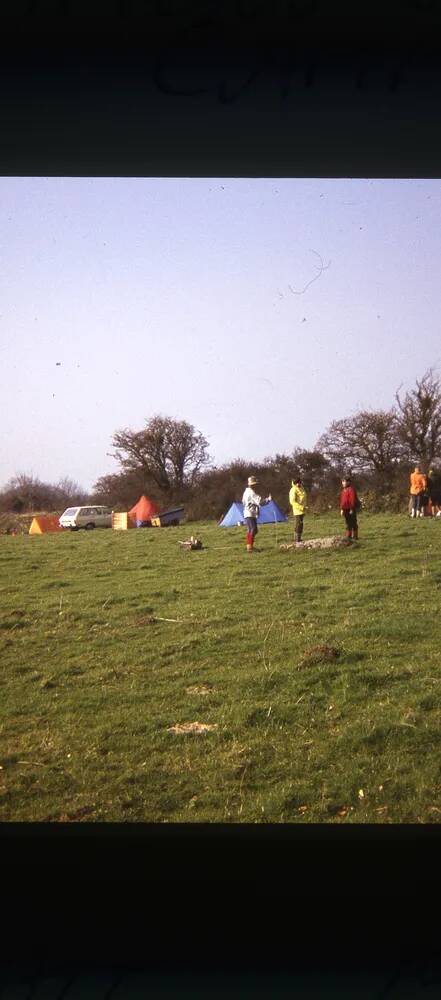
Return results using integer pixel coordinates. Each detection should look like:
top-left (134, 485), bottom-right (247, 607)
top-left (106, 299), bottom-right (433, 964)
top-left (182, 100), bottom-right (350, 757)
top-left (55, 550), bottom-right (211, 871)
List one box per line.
top-left (29, 515), bottom-right (63, 534)
top-left (128, 495), bottom-right (160, 525)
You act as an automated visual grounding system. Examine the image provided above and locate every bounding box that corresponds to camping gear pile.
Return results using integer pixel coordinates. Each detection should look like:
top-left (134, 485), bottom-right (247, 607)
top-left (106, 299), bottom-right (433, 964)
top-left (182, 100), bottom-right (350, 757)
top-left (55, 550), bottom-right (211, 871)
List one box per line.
top-left (178, 536), bottom-right (203, 550)
top-left (111, 512), bottom-right (135, 530)
top-left (151, 507), bottom-right (185, 527)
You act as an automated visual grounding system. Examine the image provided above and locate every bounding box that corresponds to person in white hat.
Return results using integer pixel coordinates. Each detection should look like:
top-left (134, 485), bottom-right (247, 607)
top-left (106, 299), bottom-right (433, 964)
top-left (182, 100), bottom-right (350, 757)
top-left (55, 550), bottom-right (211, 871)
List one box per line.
top-left (242, 475), bottom-right (272, 552)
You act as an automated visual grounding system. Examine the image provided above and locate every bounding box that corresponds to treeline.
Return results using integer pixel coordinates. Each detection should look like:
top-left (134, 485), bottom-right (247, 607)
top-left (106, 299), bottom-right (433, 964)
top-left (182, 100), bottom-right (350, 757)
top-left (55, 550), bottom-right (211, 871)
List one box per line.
top-left (0, 474), bottom-right (87, 516)
top-left (2, 369), bottom-right (441, 519)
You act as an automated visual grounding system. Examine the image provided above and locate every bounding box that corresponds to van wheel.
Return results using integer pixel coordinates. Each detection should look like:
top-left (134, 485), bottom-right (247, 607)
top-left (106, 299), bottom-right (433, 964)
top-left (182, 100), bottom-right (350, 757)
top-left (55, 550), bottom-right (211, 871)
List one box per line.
top-left (85, 522), bottom-right (95, 530)
top-left (70, 526), bottom-right (79, 531)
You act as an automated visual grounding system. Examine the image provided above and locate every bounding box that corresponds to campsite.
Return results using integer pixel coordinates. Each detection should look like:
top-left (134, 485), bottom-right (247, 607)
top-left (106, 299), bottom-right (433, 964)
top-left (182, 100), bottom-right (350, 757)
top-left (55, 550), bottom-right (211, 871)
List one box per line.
top-left (1, 510), bottom-right (440, 823)
top-left (2, 178), bottom-right (441, 827)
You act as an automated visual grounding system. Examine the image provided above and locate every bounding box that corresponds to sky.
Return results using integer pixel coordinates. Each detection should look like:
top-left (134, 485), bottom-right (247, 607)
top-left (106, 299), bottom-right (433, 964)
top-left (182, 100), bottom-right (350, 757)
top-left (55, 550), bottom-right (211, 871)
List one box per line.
top-left (1, 176), bottom-right (441, 492)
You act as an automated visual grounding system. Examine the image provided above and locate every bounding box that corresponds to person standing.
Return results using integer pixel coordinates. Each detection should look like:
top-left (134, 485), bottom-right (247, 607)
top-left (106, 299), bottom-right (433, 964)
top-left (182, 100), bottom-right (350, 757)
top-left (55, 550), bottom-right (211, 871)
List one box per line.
top-left (242, 476), bottom-right (271, 552)
top-left (427, 467), bottom-right (441, 516)
top-left (289, 477), bottom-right (307, 545)
top-left (409, 465), bottom-right (426, 518)
top-left (339, 475), bottom-right (359, 541)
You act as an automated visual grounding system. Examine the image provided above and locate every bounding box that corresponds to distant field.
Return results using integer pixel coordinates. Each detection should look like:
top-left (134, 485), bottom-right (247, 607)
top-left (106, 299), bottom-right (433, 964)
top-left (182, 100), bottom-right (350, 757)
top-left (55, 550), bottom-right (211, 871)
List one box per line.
top-left (1, 513), bottom-right (440, 823)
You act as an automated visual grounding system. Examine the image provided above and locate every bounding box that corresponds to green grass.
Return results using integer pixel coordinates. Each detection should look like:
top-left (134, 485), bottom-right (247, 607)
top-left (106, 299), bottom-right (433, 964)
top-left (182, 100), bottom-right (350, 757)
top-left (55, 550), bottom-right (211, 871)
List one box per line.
top-left (1, 513), bottom-right (441, 823)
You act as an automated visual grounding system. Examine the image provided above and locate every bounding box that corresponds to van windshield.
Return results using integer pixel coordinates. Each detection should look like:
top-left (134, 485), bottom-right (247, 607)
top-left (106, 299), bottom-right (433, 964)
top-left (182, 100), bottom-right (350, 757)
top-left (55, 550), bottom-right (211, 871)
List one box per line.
top-left (62, 508), bottom-right (79, 517)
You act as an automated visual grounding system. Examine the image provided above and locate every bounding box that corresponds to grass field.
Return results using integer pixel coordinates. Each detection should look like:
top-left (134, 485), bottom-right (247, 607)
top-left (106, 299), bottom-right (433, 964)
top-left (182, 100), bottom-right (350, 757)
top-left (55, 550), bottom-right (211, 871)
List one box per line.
top-left (1, 512), bottom-right (440, 823)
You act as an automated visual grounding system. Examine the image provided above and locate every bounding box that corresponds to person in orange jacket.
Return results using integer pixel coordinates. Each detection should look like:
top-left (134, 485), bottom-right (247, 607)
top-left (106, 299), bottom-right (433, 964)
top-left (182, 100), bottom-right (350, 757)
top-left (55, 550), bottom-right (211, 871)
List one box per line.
top-left (409, 465), bottom-right (426, 518)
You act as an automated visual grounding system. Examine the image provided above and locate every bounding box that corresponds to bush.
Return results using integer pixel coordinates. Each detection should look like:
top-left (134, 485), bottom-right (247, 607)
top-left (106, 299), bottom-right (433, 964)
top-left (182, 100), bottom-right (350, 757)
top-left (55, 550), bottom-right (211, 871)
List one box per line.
top-left (359, 489), bottom-right (407, 513)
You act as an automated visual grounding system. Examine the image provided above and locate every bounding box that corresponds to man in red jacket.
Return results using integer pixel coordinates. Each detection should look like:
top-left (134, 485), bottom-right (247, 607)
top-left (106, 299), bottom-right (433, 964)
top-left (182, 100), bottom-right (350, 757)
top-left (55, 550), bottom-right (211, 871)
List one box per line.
top-left (339, 475), bottom-right (359, 541)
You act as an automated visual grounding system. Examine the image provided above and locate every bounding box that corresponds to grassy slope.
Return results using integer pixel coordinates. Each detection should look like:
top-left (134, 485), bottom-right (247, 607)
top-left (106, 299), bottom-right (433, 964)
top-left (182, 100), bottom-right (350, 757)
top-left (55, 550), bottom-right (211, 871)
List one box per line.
top-left (0, 513), bottom-right (440, 823)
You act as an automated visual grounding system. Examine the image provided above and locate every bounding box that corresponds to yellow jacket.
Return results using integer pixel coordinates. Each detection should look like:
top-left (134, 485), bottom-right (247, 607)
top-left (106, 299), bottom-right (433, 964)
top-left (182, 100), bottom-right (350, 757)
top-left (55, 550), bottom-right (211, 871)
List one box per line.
top-left (289, 481), bottom-right (306, 515)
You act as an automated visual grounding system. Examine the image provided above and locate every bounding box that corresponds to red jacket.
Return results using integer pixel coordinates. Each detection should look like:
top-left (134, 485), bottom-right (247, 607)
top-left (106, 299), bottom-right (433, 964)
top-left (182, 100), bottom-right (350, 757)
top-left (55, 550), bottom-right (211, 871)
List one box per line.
top-left (340, 486), bottom-right (358, 511)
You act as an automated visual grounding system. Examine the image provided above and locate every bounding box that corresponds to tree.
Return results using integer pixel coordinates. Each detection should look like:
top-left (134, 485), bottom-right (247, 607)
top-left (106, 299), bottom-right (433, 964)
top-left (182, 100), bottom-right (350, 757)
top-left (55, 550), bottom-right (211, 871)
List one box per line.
top-left (0, 473), bottom-right (87, 513)
top-left (0, 473), bottom-right (57, 513)
top-left (91, 470), bottom-right (150, 508)
top-left (316, 409), bottom-right (402, 484)
top-left (290, 448), bottom-right (331, 490)
top-left (395, 368), bottom-right (441, 468)
top-left (110, 416), bottom-right (211, 497)
top-left (52, 477), bottom-right (88, 508)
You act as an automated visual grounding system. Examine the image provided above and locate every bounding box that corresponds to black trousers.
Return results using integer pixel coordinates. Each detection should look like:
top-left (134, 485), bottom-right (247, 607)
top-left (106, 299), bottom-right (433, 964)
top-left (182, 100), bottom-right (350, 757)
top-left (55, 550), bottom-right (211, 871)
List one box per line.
top-left (343, 511), bottom-right (358, 532)
top-left (294, 515), bottom-right (304, 538)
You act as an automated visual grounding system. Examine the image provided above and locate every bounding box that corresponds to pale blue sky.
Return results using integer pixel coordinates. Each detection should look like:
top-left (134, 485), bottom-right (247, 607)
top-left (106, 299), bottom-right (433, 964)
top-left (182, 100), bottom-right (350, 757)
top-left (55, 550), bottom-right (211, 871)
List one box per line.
top-left (1, 177), bottom-right (440, 490)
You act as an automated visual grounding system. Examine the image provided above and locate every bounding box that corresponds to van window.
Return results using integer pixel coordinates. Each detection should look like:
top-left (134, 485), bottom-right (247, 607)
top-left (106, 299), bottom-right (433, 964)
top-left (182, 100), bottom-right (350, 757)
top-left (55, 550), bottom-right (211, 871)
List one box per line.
top-left (63, 508), bottom-right (79, 517)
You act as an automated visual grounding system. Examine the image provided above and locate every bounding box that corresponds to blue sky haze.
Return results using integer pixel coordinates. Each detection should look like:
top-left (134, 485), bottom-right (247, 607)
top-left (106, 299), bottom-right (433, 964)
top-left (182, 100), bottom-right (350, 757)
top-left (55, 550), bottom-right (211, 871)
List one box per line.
top-left (1, 177), bottom-right (440, 489)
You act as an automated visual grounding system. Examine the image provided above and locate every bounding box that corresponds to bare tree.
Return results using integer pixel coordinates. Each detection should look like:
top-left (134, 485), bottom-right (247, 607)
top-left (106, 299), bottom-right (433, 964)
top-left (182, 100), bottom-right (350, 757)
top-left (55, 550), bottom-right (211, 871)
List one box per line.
top-left (53, 477), bottom-right (88, 508)
top-left (0, 473), bottom-right (88, 513)
top-left (317, 409), bottom-right (402, 484)
top-left (0, 474), bottom-right (54, 512)
top-left (110, 416), bottom-right (211, 496)
top-left (395, 368), bottom-right (441, 468)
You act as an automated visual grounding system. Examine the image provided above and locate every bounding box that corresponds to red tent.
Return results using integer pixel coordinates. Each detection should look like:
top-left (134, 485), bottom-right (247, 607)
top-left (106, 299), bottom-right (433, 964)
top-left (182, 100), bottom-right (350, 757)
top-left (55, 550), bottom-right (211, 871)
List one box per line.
top-left (128, 495), bottom-right (160, 525)
top-left (29, 515), bottom-right (63, 534)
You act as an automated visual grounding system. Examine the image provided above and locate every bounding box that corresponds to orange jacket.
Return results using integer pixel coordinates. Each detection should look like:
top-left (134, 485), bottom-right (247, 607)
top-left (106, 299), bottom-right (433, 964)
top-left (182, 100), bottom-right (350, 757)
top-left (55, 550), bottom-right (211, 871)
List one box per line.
top-left (410, 471), bottom-right (426, 495)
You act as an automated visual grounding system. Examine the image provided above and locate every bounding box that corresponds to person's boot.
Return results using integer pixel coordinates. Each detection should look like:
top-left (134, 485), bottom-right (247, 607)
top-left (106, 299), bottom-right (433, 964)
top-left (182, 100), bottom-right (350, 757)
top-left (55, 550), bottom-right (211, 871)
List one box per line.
top-left (295, 531), bottom-right (302, 546)
top-left (353, 528), bottom-right (358, 540)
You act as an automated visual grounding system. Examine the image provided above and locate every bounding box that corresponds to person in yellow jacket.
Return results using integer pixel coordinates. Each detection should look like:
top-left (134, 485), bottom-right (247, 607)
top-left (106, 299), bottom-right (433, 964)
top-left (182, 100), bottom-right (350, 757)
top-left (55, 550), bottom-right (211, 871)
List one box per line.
top-left (289, 477), bottom-right (307, 545)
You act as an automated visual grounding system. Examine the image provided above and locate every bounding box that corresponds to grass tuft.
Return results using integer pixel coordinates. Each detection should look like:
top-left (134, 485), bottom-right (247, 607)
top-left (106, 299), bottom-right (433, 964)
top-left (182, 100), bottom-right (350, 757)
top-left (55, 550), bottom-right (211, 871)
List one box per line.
top-left (298, 644), bottom-right (341, 669)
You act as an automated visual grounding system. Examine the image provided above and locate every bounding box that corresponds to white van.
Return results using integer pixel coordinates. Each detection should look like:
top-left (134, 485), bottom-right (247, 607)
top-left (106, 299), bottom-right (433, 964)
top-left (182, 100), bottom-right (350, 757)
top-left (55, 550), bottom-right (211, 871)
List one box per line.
top-left (59, 506), bottom-right (113, 530)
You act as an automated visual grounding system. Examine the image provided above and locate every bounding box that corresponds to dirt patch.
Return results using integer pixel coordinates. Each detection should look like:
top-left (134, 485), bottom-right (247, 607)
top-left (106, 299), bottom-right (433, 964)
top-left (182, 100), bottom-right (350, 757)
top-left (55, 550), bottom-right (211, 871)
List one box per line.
top-left (298, 644), bottom-right (341, 669)
top-left (186, 685), bottom-right (216, 696)
top-left (167, 722), bottom-right (218, 734)
top-left (51, 805), bottom-right (95, 822)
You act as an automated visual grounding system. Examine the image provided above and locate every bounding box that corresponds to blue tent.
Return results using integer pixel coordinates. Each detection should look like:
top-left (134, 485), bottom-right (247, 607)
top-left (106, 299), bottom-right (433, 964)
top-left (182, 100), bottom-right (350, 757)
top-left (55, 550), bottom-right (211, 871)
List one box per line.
top-left (218, 502), bottom-right (246, 527)
top-left (218, 499), bottom-right (287, 527)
